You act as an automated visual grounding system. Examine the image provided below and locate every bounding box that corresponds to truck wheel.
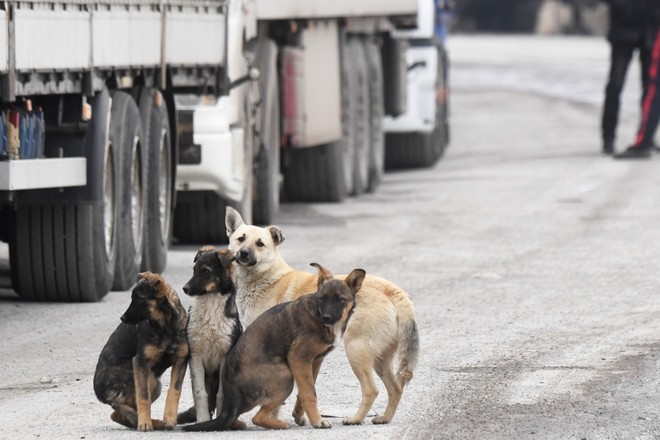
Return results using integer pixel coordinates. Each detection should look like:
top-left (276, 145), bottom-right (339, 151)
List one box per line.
top-left (349, 36), bottom-right (370, 196)
top-left (364, 38), bottom-right (385, 193)
top-left (133, 87), bottom-right (172, 273)
top-left (173, 191), bottom-right (228, 244)
top-left (282, 140), bottom-right (347, 202)
top-left (9, 89), bottom-right (117, 301)
top-left (251, 38), bottom-right (280, 225)
top-left (111, 91), bottom-right (146, 291)
top-left (385, 41), bottom-right (447, 170)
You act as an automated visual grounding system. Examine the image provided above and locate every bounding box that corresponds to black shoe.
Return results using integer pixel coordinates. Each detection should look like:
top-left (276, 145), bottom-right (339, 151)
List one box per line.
top-left (602, 139), bottom-right (614, 155)
top-left (614, 145), bottom-right (653, 159)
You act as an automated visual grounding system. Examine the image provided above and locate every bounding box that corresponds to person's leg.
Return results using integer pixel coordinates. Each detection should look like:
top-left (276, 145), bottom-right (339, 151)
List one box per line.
top-left (635, 28), bottom-right (660, 148)
top-left (615, 29), bottom-right (660, 158)
top-left (602, 41), bottom-right (635, 152)
top-left (639, 37), bottom-right (652, 101)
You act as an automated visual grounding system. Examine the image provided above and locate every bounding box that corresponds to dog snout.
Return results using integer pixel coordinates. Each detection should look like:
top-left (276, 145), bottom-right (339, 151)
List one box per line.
top-left (235, 247), bottom-right (256, 266)
top-left (321, 314), bottom-right (334, 325)
top-left (183, 282), bottom-right (191, 295)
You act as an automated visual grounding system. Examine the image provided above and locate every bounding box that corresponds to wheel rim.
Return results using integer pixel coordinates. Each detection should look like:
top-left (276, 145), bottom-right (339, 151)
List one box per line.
top-left (158, 129), bottom-right (171, 242)
top-left (131, 137), bottom-right (144, 254)
top-left (103, 142), bottom-right (115, 260)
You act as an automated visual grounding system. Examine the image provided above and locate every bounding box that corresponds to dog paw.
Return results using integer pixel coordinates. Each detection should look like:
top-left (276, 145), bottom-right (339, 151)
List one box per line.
top-left (162, 416), bottom-right (177, 430)
top-left (292, 412), bottom-right (306, 426)
top-left (230, 419), bottom-right (247, 430)
top-left (312, 418), bottom-right (332, 429)
top-left (342, 417), bottom-right (363, 426)
top-left (137, 423), bottom-right (153, 432)
top-left (372, 415), bottom-right (390, 425)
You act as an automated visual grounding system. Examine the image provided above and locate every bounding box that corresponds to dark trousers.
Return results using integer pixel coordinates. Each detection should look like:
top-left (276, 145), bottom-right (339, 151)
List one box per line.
top-left (601, 39), bottom-right (651, 143)
top-left (634, 28), bottom-right (660, 148)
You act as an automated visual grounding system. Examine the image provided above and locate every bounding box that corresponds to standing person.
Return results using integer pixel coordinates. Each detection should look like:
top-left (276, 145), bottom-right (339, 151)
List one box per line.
top-left (600, 0), bottom-right (654, 155)
top-left (615, 2), bottom-right (660, 158)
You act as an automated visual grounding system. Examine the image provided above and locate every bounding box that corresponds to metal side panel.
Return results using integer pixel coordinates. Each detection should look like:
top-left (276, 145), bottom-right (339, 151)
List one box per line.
top-left (0, 158), bottom-right (86, 191)
top-left (301, 21), bottom-right (341, 147)
top-left (255, 0), bottom-right (417, 20)
top-left (166, 8), bottom-right (225, 66)
top-left (15, 4), bottom-right (90, 71)
top-left (0, 11), bottom-right (6, 73)
top-left (92, 7), bottom-right (161, 68)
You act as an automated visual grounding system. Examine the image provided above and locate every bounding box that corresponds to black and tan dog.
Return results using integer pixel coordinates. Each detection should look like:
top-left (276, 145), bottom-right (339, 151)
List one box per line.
top-left (177, 246), bottom-right (243, 425)
top-left (93, 272), bottom-right (189, 431)
top-left (183, 263), bottom-right (365, 432)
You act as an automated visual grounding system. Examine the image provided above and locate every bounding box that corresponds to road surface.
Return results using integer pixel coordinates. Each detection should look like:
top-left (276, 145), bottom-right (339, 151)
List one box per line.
top-left (1, 35), bottom-right (659, 440)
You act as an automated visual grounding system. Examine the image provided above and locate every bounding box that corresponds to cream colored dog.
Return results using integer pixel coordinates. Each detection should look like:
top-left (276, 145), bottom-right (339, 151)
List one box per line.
top-left (224, 207), bottom-right (419, 425)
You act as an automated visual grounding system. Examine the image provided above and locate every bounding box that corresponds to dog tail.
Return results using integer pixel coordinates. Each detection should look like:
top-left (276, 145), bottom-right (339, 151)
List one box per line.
top-left (177, 406), bottom-right (197, 425)
top-left (182, 408), bottom-right (238, 432)
top-left (392, 289), bottom-right (419, 388)
top-left (182, 387), bottom-right (241, 432)
top-left (182, 416), bottom-right (225, 432)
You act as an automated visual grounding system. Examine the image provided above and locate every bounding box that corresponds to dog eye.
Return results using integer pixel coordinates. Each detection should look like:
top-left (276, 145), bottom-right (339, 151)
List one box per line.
top-left (256, 240), bottom-right (265, 248)
top-left (237, 235), bottom-right (246, 243)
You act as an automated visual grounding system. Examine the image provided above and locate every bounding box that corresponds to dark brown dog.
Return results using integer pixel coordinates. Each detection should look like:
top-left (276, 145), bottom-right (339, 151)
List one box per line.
top-left (183, 263), bottom-right (365, 432)
top-left (93, 272), bottom-right (189, 431)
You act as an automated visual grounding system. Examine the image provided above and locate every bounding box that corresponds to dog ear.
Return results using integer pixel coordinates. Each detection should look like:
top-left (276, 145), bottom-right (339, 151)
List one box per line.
top-left (268, 226), bottom-right (285, 246)
top-left (216, 249), bottom-right (235, 268)
top-left (344, 269), bottom-right (366, 295)
top-left (136, 272), bottom-right (148, 283)
top-left (194, 245), bottom-right (215, 262)
top-left (310, 263), bottom-right (333, 289)
top-left (225, 207), bottom-right (244, 237)
top-left (193, 249), bottom-right (204, 262)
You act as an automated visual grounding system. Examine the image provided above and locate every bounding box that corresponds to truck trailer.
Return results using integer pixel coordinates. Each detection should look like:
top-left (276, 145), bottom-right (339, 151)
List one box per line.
top-left (0, 0), bottom-right (449, 302)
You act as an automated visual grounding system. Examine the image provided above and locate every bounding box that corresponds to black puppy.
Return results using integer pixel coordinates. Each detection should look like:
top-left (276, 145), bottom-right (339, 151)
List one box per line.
top-left (177, 246), bottom-right (243, 426)
top-left (93, 272), bottom-right (189, 431)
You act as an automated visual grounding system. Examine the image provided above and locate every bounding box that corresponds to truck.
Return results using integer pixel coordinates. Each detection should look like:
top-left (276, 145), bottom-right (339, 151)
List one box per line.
top-left (0, 0), bottom-right (449, 302)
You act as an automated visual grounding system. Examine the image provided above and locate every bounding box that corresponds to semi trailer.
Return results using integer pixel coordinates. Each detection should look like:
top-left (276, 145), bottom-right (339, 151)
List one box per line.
top-left (0, 0), bottom-right (449, 302)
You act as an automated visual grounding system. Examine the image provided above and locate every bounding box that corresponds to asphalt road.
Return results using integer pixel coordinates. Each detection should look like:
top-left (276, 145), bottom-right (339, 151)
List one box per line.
top-left (1, 35), bottom-right (660, 440)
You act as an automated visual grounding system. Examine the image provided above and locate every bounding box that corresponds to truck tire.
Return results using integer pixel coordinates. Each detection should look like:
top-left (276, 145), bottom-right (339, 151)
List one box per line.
top-left (385, 41), bottom-right (447, 170)
top-left (133, 87), bottom-right (172, 273)
top-left (110, 92), bottom-right (145, 291)
top-left (9, 89), bottom-right (117, 301)
top-left (282, 141), bottom-right (347, 202)
top-left (364, 38), bottom-right (385, 192)
top-left (349, 36), bottom-right (370, 196)
top-left (173, 191), bottom-right (227, 244)
top-left (251, 38), bottom-right (280, 225)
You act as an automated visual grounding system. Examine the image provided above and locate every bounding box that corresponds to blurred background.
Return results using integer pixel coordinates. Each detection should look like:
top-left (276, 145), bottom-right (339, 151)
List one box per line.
top-left (451, 0), bottom-right (607, 35)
